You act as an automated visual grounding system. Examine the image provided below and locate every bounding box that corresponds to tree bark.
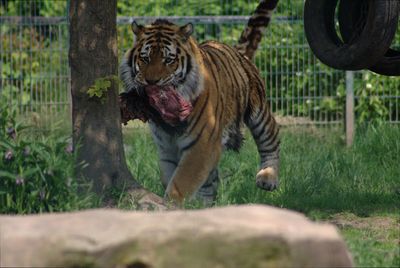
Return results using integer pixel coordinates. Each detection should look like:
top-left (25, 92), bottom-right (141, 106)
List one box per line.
top-left (68, 0), bottom-right (139, 194)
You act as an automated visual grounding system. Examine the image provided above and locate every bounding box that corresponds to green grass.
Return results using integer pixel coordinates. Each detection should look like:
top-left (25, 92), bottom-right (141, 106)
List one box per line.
top-left (2, 104), bottom-right (399, 266)
top-left (123, 123), bottom-right (400, 267)
top-left (123, 124), bottom-right (399, 215)
top-left (341, 219), bottom-right (399, 267)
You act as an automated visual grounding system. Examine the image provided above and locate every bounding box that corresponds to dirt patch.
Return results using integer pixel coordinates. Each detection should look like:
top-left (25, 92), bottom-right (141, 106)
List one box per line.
top-left (328, 212), bottom-right (399, 231)
top-left (275, 115), bottom-right (315, 126)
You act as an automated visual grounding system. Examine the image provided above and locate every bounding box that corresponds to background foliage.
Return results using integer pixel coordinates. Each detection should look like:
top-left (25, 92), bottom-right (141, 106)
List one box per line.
top-left (0, 95), bottom-right (95, 213)
top-left (1, 0), bottom-right (399, 123)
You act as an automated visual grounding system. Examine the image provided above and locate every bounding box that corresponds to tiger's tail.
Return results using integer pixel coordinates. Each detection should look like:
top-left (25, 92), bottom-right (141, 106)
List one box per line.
top-left (234, 0), bottom-right (279, 60)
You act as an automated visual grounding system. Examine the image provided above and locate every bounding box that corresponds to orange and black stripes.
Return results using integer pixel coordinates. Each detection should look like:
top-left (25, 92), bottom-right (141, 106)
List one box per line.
top-left (120, 9), bottom-right (280, 203)
top-left (235, 0), bottom-right (279, 60)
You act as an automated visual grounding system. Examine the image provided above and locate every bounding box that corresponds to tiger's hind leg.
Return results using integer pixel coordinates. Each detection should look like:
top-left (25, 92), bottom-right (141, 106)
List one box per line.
top-left (245, 97), bottom-right (280, 191)
top-left (195, 168), bottom-right (219, 206)
top-left (193, 125), bottom-right (244, 206)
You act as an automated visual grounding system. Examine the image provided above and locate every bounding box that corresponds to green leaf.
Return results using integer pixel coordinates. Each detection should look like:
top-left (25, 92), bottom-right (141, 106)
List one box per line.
top-left (87, 77), bottom-right (112, 99)
top-left (0, 171), bottom-right (16, 179)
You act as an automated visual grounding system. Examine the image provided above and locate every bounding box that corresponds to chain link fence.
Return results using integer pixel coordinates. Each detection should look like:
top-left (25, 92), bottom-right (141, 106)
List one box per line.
top-left (1, 0), bottom-right (399, 125)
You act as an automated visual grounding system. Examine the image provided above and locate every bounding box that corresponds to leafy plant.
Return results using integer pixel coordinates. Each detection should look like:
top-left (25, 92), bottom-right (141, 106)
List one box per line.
top-left (0, 95), bottom-right (96, 213)
top-left (355, 72), bottom-right (396, 124)
top-left (87, 77), bottom-right (112, 99)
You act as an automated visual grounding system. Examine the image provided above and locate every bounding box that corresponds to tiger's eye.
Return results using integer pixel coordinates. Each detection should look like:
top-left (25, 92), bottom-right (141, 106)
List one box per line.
top-left (140, 56), bottom-right (150, 63)
top-left (164, 57), bottom-right (175, 64)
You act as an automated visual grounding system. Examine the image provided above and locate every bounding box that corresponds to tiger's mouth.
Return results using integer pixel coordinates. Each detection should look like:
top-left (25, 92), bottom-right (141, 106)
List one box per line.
top-left (145, 85), bottom-right (193, 125)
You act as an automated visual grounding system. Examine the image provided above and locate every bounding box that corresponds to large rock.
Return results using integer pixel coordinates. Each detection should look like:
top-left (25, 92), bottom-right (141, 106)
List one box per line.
top-left (0, 205), bottom-right (353, 268)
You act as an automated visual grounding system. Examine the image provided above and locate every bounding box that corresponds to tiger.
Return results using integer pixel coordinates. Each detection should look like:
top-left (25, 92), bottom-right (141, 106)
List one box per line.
top-left (120, 0), bottom-right (280, 205)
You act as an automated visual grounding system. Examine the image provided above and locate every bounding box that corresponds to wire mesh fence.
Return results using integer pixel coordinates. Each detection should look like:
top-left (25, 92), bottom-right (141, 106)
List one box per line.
top-left (1, 0), bottom-right (399, 125)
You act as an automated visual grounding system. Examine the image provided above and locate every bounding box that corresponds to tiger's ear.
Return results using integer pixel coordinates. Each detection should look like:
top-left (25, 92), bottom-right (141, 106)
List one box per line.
top-left (131, 21), bottom-right (144, 36)
top-left (179, 23), bottom-right (194, 41)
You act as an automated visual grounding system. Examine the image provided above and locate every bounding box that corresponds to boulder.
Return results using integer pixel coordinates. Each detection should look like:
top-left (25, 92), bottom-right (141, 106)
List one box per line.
top-left (0, 205), bottom-right (353, 268)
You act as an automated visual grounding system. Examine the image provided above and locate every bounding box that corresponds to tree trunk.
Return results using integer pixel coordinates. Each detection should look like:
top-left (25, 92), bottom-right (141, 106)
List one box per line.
top-left (68, 0), bottom-right (139, 194)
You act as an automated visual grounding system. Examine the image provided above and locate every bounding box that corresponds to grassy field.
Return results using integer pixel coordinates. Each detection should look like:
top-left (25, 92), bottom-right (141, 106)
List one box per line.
top-left (2, 108), bottom-right (399, 266)
top-left (122, 123), bottom-right (400, 267)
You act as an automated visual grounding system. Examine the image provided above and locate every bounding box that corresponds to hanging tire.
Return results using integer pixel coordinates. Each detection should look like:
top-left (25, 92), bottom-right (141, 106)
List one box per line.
top-left (369, 49), bottom-right (400, 76)
top-left (338, 0), bottom-right (400, 76)
top-left (304, 0), bottom-right (400, 70)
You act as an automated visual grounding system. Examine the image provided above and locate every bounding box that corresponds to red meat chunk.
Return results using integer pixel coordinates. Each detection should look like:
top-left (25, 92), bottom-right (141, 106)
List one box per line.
top-left (119, 85), bottom-right (193, 126)
top-left (145, 85), bottom-right (192, 125)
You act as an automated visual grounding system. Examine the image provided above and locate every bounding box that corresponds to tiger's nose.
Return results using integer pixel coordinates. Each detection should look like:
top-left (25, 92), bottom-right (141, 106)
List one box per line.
top-left (146, 78), bottom-right (160, 85)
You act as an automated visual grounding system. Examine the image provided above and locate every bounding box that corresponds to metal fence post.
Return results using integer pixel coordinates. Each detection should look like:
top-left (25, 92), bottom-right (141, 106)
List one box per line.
top-left (345, 71), bottom-right (354, 146)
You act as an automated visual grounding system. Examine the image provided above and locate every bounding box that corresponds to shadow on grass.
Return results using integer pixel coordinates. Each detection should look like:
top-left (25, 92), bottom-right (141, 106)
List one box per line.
top-left (122, 123), bottom-right (399, 218)
top-left (270, 188), bottom-right (399, 218)
top-left (216, 124), bottom-right (400, 218)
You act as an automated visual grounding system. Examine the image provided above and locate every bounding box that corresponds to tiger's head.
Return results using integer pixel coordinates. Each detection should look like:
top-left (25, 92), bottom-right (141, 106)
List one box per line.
top-left (120, 19), bottom-right (203, 101)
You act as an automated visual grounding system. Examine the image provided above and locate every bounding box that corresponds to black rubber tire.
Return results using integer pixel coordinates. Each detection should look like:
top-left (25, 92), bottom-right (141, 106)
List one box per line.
top-left (339, 0), bottom-right (400, 76)
top-left (369, 49), bottom-right (400, 76)
top-left (304, 0), bottom-right (400, 70)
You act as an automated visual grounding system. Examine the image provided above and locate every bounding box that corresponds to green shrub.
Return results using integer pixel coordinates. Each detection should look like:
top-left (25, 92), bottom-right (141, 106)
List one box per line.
top-left (0, 97), bottom-right (94, 213)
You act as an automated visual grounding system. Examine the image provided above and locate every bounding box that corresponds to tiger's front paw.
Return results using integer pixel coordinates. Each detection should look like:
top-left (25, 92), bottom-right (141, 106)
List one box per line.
top-left (256, 167), bottom-right (279, 191)
top-left (165, 181), bottom-right (185, 207)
